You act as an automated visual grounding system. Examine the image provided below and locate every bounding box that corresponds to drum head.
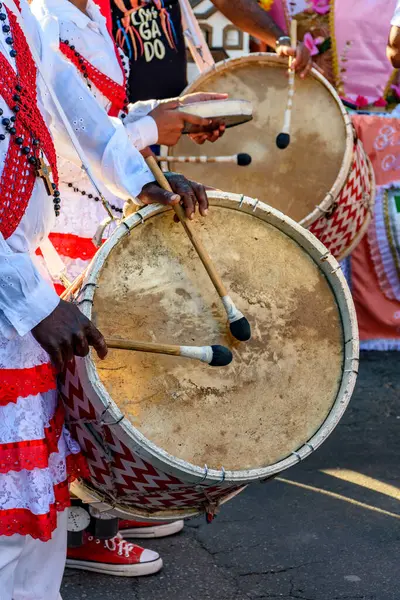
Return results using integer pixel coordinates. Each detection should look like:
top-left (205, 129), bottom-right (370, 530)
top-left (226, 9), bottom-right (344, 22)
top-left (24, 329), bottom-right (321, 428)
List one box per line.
top-left (92, 199), bottom-right (345, 473)
top-left (170, 54), bottom-right (352, 225)
top-left (179, 99), bottom-right (253, 133)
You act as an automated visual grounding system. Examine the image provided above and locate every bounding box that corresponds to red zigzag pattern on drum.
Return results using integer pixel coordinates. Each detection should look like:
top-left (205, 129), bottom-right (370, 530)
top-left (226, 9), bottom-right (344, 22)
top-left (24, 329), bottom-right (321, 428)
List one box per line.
top-left (309, 140), bottom-right (371, 258)
top-left (60, 360), bottom-right (96, 422)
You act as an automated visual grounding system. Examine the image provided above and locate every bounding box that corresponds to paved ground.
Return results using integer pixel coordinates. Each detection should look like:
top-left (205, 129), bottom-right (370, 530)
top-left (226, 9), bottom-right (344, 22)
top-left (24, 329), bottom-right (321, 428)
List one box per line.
top-left (62, 352), bottom-right (400, 600)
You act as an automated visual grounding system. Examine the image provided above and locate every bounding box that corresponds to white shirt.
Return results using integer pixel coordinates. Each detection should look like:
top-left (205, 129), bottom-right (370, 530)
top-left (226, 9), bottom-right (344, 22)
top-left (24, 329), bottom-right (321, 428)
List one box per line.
top-left (391, 0), bottom-right (400, 25)
top-left (31, 0), bottom-right (159, 151)
top-left (0, 0), bottom-right (156, 340)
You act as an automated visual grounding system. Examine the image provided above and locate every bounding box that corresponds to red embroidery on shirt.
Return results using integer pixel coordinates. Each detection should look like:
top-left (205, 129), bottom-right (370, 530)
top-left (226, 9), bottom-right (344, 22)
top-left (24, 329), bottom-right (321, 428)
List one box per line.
top-left (0, 8), bottom-right (59, 239)
top-left (0, 362), bottom-right (57, 406)
top-left (60, 41), bottom-right (127, 117)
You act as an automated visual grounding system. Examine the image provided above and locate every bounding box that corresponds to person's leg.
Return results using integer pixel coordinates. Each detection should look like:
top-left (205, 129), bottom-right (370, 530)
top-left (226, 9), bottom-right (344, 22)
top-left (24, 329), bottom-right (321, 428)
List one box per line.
top-left (13, 511), bottom-right (67, 600)
top-left (0, 533), bottom-right (27, 600)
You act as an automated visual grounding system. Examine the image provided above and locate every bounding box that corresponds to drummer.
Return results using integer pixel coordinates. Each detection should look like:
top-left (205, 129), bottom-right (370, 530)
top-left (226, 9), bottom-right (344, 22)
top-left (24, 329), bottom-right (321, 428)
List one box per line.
top-left (31, 0), bottom-right (231, 580)
top-left (387, 0), bottom-right (400, 66)
top-left (110, 0), bottom-right (312, 110)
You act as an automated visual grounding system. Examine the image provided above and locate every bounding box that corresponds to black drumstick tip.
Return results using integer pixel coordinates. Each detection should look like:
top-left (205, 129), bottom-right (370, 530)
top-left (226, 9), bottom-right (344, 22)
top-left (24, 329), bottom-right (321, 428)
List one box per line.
top-left (276, 132), bottom-right (290, 149)
top-left (210, 345), bottom-right (233, 367)
top-left (237, 153), bottom-right (252, 166)
top-left (229, 317), bottom-right (251, 342)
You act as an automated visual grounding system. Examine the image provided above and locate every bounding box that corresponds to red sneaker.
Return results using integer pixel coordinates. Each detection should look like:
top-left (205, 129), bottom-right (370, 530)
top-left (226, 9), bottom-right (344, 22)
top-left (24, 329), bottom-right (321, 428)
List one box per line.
top-left (66, 533), bottom-right (162, 577)
top-left (119, 519), bottom-right (184, 539)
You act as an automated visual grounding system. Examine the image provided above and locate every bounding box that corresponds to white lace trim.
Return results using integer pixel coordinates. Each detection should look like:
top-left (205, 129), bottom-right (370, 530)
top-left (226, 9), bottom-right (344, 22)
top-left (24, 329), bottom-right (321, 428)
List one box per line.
top-left (51, 186), bottom-right (123, 238)
top-left (0, 331), bottom-right (50, 370)
top-left (52, 192), bottom-right (124, 239)
top-left (0, 390), bottom-right (57, 445)
top-left (0, 435), bottom-right (72, 513)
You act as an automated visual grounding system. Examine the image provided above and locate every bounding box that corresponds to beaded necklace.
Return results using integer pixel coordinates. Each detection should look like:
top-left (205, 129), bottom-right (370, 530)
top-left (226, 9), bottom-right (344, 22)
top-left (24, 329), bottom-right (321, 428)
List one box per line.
top-left (0, 3), bottom-right (61, 239)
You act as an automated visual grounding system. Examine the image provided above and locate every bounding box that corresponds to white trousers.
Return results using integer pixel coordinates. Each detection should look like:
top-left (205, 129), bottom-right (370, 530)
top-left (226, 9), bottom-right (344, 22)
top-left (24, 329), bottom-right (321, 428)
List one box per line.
top-left (0, 511), bottom-right (67, 600)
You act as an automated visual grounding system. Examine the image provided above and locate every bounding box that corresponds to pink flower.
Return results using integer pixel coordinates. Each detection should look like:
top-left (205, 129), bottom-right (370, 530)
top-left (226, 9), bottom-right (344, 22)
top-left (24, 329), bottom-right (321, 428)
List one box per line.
top-left (391, 84), bottom-right (400, 99)
top-left (355, 95), bottom-right (369, 109)
top-left (373, 97), bottom-right (387, 108)
top-left (308, 0), bottom-right (330, 15)
top-left (303, 32), bottom-right (319, 56)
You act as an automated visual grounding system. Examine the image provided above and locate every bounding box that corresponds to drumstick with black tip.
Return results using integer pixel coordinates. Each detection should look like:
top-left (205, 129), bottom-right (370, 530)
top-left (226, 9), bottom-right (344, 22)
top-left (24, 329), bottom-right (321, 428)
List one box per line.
top-left (158, 153), bottom-right (252, 166)
top-left (145, 155), bottom-right (251, 342)
top-left (276, 19), bottom-right (297, 150)
top-left (106, 338), bottom-right (233, 367)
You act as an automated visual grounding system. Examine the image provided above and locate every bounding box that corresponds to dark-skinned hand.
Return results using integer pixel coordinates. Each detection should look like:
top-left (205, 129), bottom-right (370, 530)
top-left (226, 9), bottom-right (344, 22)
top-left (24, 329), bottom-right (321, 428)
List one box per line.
top-left (32, 299), bottom-right (108, 372)
top-left (138, 173), bottom-right (208, 220)
top-left (150, 92), bottom-right (227, 147)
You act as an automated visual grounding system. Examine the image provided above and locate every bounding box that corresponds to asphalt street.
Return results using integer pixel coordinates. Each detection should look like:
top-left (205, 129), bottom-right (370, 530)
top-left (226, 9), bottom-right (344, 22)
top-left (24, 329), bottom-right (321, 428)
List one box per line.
top-left (62, 351), bottom-right (399, 600)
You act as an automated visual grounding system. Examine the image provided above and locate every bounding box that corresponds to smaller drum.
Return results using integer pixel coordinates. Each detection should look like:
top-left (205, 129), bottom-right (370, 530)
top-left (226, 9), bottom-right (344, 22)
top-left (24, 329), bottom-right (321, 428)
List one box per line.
top-left (61, 191), bottom-right (358, 521)
top-left (170, 54), bottom-right (375, 260)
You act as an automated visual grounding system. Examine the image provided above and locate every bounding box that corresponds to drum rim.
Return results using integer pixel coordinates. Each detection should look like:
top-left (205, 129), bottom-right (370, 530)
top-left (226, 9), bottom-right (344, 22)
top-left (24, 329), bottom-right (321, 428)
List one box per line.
top-left (170, 53), bottom-right (354, 228)
top-left (75, 191), bottom-right (359, 485)
top-left (70, 479), bottom-right (247, 522)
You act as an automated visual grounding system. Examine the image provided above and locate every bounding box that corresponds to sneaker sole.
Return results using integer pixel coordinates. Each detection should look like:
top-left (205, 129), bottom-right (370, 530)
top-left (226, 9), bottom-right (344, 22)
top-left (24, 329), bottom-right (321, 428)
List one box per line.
top-left (120, 520), bottom-right (184, 539)
top-left (66, 557), bottom-right (163, 577)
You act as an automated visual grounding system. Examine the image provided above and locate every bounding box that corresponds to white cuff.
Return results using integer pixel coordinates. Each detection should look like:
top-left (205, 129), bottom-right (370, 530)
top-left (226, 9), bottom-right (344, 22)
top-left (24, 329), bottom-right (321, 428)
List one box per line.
top-left (6, 279), bottom-right (60, 338)
top-left (125, 100), bottom-right (160, 124)
top-left (125, 116), bottom-right (159, 151)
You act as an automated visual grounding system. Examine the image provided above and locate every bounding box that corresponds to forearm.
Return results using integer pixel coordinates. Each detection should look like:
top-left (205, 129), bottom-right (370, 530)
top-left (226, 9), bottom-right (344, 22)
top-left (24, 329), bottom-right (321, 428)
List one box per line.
top-left (387, 26), bottom-right (400, 67)
top-left (48, 62), bottom-right (155, 200)
top-left (211, 0), bottom-right (284, 47)
top-left (387, 44), bottom-right (400, 67)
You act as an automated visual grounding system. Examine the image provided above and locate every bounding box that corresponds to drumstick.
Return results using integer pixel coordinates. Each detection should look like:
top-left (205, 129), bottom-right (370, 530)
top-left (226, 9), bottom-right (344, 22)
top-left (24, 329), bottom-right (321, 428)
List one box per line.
top-left (158, 153), bottom-right (252, 166)
top-left (145, 156), bottom-right (251, 342)
top-left (276, 19), bottom-right (297, 150)
top-left (106, 338), bottom-right (233, 367)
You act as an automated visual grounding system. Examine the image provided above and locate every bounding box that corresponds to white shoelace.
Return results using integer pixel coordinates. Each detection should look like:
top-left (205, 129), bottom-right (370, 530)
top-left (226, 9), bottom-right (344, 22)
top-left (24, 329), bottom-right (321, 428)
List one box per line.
top-left (103, 533), bottom-right (137, 558)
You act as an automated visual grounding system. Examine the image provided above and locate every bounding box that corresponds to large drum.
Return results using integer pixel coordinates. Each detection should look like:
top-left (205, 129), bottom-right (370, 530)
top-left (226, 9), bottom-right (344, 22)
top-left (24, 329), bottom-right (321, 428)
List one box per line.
top-left (169, 54), bottom-right (375, 260)
top-left (61, 191), bottom-right (358, 521)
